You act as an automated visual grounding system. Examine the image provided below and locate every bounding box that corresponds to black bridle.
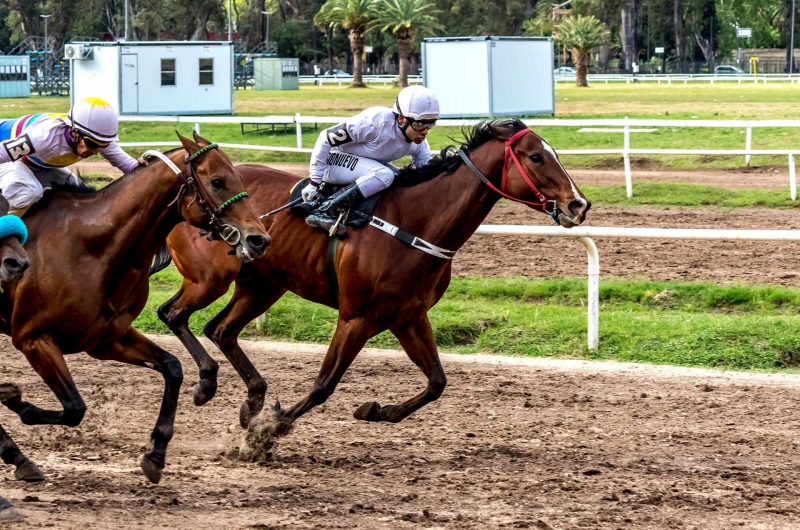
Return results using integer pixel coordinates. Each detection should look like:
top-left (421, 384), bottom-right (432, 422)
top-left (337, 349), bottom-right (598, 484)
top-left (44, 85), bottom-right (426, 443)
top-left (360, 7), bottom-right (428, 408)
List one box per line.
top-left (174, 143), bottom-right (249, 245)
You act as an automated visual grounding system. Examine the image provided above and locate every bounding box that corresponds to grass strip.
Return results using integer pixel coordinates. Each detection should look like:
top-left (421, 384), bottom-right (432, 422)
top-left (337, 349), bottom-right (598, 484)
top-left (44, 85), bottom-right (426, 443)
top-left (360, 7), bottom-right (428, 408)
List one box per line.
top-left (139, 269), bottom-right (800, 371)
top-left (581, 183), bottom-right (800, 208)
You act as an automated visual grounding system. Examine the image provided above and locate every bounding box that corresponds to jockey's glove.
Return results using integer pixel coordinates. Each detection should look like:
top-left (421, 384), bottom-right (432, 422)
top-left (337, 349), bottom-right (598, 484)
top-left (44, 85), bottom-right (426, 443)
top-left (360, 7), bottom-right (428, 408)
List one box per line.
top-left (302, 182), bottom-right (320, 202)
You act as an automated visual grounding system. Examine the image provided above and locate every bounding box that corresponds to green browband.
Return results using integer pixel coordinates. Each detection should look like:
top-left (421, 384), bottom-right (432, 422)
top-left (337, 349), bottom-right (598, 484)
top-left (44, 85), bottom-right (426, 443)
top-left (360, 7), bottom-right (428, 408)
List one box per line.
top-left (217, 192), bottom-right (248, 213)
top-left (187, 143), bottom-right (219, 162)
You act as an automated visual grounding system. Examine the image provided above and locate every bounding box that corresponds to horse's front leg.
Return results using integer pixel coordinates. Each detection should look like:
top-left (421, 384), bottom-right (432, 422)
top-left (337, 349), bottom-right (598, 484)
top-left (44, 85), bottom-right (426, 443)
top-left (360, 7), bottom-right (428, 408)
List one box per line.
top-left (88, 329), bottom-right (183, 484)
top-left (2, 336), bottom-right (86, 426)
top-left (353, 313), bottom-right (447, 423)
top-left (204, 277), bottom-right (286, 428)
top-left (275, 316), bottom-right (376, 425)
top-left (158, 278), bottom-right (229, 406)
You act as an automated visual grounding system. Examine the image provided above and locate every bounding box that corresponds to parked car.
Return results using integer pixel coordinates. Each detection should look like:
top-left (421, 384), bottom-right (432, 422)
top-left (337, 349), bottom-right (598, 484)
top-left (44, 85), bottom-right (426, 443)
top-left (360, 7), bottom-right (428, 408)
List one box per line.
top-left (321, 69), bottom-right (352, 77)
top-left (553, 66), bottom-right (576, 76)
top-left (714, 65), bottom-right (745, 75)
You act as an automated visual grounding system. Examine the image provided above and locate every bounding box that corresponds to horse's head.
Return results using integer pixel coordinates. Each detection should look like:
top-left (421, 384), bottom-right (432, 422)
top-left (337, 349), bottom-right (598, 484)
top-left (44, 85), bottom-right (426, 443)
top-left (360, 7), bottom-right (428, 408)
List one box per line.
top-left (0, 196), bottom-right (29, 285)
top-left (175, 132), bottom-right (270, 261)
top-left (479, 121), bottom-right (591, 228)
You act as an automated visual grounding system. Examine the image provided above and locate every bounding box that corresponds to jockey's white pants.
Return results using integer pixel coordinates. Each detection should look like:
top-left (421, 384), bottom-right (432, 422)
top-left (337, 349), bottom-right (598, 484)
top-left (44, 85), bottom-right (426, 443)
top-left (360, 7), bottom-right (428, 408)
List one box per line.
top-left (321, 150), bottom-right (397, 197)
top-left (0, 162), bottom-right (77, 211)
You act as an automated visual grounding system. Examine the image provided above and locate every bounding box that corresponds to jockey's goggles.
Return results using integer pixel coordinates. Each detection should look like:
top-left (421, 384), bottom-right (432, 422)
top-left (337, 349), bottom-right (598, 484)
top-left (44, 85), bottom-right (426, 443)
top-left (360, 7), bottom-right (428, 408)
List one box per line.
top-left (81, 135), bottom-right (110, 150)
top-left (408, 118), bottom-right (437, 132)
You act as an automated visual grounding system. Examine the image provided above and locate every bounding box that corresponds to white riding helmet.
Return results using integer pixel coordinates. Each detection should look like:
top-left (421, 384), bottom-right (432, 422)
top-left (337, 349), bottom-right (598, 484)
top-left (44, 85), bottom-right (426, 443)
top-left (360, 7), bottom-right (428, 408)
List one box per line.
top-left (65, 97), bottom-right (120, 143)
top-left (392, 85), bottom-right (440, 121)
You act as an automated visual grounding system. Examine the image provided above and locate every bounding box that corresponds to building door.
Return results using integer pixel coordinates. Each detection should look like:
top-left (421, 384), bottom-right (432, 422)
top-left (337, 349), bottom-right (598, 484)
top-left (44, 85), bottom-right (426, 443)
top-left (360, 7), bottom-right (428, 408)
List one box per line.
top-left (121, 54), bottom-right (138, 113)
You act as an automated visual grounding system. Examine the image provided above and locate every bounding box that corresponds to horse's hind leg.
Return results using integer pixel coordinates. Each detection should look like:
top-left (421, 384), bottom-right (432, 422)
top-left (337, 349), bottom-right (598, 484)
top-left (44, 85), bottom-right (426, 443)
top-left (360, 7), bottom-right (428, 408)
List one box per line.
top-left (204, 278), bottom-right (286, 428)
top-left (0, 419), bottom-right (43, 482)
top-left (0, 495), bottom-right (23, 523)
top-left (158, 278), bottom-right (231, 406)
top-left (354, 314), bottom-right (446, 423)
top-left (88, 329), bottom-right (182, 484)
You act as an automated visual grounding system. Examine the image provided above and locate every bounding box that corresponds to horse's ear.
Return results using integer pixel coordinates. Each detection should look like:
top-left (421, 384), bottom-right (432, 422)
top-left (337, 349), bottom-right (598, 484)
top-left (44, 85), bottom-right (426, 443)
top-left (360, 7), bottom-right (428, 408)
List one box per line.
top-left (192, 130), bottom-right (212, 146)
top-left (0, 195), bottom-right (9, 216)
top-left (176, 131), bottom-right (200, 155)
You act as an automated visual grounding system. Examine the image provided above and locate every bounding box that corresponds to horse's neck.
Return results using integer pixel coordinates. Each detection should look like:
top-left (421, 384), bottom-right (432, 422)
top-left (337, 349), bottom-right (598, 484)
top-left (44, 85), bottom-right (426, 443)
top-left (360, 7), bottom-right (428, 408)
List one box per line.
top-left (395, 144), bottom-right (503, 251)
top-left (92, 157), bottom-right (183, 262)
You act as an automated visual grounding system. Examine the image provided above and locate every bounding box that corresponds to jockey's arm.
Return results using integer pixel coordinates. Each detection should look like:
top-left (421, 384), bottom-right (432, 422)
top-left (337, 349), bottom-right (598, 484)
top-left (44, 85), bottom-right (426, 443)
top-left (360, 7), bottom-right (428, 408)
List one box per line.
top-left (410, 138), bottom-right (433, 168)
top-left (0, 134), bottom-right (39, 165)
top-left (98, 142), bottom-right (142, 174)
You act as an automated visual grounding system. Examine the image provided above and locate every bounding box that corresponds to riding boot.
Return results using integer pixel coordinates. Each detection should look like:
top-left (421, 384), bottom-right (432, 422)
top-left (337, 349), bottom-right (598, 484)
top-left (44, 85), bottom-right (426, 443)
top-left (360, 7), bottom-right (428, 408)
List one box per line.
top-left (305, 183), bottom-right (366, 236)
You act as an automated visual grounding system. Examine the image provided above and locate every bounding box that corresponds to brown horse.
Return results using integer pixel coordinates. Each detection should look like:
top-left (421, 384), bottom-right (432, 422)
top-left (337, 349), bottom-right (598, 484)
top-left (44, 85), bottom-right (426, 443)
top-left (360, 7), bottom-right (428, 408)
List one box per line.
top-left (0, 132), bottom-right (269, 484)
top-left (0, 197), bottom-right (30, 524)
top-left (161, 119), bottom-right (590, 436)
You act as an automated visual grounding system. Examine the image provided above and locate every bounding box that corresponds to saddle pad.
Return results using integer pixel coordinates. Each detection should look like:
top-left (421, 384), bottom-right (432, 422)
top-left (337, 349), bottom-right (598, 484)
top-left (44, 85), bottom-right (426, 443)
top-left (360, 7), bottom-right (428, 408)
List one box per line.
top-left (289, 178), bottom-right (381, 229)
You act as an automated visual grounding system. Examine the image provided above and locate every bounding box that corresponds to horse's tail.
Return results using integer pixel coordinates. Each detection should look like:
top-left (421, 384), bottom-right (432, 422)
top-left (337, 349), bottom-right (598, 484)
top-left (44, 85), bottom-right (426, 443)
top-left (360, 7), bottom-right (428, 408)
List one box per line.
top-left (150, 240), bottom-right (173, 276)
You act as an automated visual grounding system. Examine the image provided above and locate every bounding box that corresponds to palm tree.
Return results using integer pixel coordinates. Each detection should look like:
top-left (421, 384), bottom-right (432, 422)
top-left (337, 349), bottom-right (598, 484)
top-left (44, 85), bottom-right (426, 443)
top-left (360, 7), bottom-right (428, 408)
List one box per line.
top-left (315, 0), bottom-right (378, 87)
top-left (372, 0), bottom-right (442, 87)
top-left (554, 15), bottom-right (609, 87)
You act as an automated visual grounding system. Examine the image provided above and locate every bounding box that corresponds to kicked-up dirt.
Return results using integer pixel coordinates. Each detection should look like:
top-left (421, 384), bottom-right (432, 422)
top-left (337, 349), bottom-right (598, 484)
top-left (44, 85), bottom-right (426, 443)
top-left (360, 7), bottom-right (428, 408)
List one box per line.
top-left (1, 336), bottom-right (799, 529)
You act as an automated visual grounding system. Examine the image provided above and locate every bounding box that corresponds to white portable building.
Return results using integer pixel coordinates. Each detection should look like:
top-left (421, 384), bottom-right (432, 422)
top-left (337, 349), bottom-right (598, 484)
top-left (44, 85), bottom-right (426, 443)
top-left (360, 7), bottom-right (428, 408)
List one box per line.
top-left (421, 36), bottom-right (555, 118)
top-left (68, 41), bottom-right (234, 115)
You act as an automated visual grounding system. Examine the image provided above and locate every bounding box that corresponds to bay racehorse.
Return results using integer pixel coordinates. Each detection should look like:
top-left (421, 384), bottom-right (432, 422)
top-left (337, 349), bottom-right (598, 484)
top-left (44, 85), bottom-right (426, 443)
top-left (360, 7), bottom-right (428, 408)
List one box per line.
top-left (0, 197), bottom-right (30, 524)
top-left (160, 118), bottom-right (590, 438)
top-left (0, 132), bottom-right (269, 484)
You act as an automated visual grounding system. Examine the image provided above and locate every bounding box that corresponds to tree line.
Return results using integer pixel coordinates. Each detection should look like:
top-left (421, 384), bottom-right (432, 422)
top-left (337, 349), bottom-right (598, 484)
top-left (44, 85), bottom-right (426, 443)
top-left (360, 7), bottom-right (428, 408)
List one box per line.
top-left (3, 0), bottom-right (799, 81)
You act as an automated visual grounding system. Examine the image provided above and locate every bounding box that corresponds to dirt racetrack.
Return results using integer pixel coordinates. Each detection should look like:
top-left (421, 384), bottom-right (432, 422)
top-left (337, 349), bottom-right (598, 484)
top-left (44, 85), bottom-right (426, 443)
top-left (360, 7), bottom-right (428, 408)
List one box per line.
top-left (2, 336), bottom-right (800, 529)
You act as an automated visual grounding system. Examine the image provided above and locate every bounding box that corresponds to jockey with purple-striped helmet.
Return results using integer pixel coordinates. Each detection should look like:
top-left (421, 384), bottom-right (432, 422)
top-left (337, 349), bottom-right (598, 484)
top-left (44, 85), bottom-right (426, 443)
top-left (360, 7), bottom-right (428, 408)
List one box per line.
top-left (303, 85), bottom-right (440, 235)
top-left (0, 97), bottom-right (146, 215)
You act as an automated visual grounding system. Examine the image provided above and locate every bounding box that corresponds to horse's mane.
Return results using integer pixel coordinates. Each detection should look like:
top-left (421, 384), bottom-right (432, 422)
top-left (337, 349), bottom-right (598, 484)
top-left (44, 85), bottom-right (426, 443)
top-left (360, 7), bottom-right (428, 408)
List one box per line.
top-left (394, 117), bottom-right (528, 187)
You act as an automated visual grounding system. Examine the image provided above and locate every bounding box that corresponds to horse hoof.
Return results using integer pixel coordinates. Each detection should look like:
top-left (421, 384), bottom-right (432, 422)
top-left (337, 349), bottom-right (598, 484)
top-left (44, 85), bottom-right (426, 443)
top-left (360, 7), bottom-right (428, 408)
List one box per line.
top-left (193, 379), bottom-right (218, 406)
top-left (0, 383), bottom-right (21, 403)
top-left (353, 401), bottom-right (382, 422)
top-left (15, 460), bottom-right (44, 482)
top-left (0, 506), bottom-right (24, 524)
top-left (140, 454), bottom-right (163, 484)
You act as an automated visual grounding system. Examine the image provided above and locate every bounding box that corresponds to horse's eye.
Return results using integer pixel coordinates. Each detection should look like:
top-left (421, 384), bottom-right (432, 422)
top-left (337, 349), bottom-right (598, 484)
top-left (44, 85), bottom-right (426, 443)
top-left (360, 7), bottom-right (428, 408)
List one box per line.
top-left (529, 154), bottom-right (543, 164)
top-left (211, 178), bottom-right (225, 190)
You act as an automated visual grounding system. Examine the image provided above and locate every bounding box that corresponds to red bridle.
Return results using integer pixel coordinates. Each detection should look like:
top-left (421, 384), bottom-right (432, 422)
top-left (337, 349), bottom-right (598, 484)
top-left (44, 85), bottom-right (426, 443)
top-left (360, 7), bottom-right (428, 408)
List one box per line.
top-left (457, 128), bottom-right (559, 220)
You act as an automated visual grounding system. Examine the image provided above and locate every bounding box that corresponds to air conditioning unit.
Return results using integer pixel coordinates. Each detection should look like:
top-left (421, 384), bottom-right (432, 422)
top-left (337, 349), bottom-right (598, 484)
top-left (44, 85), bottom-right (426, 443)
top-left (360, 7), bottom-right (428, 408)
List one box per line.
top-left (64, 44), bottom-right (93, 60)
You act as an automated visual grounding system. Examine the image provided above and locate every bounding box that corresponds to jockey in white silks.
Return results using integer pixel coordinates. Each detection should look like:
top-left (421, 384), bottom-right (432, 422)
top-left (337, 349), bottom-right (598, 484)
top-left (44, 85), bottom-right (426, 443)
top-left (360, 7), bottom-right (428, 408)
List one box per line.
top-left (302, 85), bottom-right (440, 234)
top-left (0, 97), bottom-right (146, 215)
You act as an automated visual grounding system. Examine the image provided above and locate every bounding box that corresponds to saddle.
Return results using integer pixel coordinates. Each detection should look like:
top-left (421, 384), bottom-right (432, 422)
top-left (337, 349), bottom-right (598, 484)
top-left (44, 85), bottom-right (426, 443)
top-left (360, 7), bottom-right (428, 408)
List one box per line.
top-left (289, 178), bottom-right (381, 230)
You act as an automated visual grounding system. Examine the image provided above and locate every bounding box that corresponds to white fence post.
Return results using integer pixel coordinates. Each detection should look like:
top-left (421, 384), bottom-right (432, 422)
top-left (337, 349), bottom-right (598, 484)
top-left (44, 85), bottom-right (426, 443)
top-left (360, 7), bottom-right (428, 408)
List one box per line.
top-left (791, 153), bottom-right (797, 201)
top-left (295, 113), bottom-right (303, 149)
top-left (624, 117), bottom-right (633, 198)
top-left (194, 122), bottom-right (200, 135)
top-left (745, 126), bottom-right (753, 166)
top-left (577, 236), bottom-right (599, 350)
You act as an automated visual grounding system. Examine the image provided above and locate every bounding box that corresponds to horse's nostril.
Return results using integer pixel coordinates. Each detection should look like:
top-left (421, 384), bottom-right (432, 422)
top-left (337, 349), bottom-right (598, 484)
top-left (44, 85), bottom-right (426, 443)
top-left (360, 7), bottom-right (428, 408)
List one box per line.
top-left (3, 257), bottom-right (28, 274)
top-left (246, 235), bottom-right (269, 251)
top-left (568, 199), bottom-right (588, 216)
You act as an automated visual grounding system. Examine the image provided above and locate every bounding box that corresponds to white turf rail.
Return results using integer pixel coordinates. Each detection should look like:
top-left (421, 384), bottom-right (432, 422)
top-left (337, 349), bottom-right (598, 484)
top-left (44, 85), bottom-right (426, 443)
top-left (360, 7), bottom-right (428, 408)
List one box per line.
top-left (118, 115), bottom-right (800, 201)
top-left (473, 225), bottom-right (800, 351)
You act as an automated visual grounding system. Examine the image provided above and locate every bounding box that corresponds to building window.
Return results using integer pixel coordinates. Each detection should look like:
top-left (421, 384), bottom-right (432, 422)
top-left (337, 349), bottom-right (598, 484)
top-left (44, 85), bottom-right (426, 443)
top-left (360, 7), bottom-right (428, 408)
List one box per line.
top-left (199, 58), bottom-right (213, 85)
top-left (161, 58), bottom-right (176, 86)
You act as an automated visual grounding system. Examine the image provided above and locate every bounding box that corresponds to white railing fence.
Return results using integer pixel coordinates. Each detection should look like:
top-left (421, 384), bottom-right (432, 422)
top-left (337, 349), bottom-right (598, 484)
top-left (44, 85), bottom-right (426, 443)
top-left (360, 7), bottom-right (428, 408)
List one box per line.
top-left (118, 115), bottom-right (800, 200)
top-left (473, 225), bottom-right (800, 351)
top-left (554, 73), bottom-right (800, 84)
